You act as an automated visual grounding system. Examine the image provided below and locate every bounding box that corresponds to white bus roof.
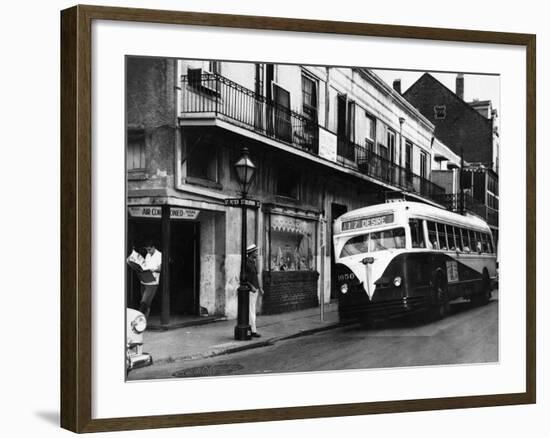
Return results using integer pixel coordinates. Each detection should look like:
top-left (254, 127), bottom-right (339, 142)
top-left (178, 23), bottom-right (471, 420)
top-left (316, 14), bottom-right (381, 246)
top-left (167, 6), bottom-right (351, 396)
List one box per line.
top-left (334, 201), bottom-right (491, 233)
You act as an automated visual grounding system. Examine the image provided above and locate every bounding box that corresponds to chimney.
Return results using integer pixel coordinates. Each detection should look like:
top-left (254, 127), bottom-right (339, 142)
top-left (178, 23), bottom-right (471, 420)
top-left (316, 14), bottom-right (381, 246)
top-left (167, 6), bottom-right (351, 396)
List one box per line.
top-left (392, 79), bottom-right (402, 94)
top-left (456, 73), bottom-right (464, 100)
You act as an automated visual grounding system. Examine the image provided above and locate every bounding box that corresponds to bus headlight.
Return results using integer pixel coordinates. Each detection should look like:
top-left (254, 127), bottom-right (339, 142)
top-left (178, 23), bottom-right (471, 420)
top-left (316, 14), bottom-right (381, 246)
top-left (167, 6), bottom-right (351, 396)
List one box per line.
top-left (393, 276), bottom-right (402, 287)
top-left (340, 283), bottom-right (349, 294)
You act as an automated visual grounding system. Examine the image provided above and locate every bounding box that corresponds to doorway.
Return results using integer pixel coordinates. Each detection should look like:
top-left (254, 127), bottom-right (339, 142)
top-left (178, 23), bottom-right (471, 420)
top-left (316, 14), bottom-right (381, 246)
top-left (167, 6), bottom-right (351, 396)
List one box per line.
top-left (126, 217), bottom-right (200, 319)
top-left (170, 221), bottom-right (200, 316)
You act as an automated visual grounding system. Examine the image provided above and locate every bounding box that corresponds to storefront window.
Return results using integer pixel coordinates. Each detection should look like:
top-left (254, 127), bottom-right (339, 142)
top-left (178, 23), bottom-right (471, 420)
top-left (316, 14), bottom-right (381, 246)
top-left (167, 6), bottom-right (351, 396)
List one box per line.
top-left (268, 214), bottom-right (316, 271)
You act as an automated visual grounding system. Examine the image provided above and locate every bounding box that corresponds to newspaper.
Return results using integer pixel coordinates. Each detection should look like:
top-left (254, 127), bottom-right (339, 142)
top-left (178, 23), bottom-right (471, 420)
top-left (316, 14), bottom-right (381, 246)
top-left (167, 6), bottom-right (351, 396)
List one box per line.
top-left (126, 249), bottom-right (156, 283)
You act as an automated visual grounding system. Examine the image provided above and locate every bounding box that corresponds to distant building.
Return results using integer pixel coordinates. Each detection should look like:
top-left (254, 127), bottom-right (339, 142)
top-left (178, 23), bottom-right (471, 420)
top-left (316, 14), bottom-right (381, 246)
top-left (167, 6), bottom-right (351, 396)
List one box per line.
top-left (430, 137), bottom-right (461, 195)
top-left (461, 164), bottom-right (499, 240)
top-left (403, 73), bottom-right (499, 173)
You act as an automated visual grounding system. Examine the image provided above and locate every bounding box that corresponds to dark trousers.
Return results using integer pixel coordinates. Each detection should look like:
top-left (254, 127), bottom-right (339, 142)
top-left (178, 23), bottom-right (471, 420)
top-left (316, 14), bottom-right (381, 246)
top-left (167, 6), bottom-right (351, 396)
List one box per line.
top-left (140, 283), bottom-right (158, 319)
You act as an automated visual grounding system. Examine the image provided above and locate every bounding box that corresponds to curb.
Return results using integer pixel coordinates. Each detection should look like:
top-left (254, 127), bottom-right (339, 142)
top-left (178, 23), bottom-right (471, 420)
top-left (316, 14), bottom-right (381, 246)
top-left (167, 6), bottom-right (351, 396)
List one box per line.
top-left (152, 320), bottom-right (352, 365)
top-left (147, 316), bottom-right (226, 332)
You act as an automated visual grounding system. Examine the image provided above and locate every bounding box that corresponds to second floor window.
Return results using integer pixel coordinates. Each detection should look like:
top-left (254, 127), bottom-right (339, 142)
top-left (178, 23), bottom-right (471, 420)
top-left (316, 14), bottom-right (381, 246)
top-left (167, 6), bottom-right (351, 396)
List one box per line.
top-left (336, 95), bottom-right (355, 161)
top-left (336, 95), bottom-right (355, 141)
top-left (301, 74), bottom-right (318, 122)
top-left (387, 129), bottom-right (396, 163)
top-left (405, 141), bottom-right (413, 173)
top-left (365, 114), bottom-right (376, 151)
top-left (185, 136), bottom-right (219, 183)
top-left (420, 150), bottom-right (428, 179)
top-left (127, 131), bottom-right (146, 171)
top-left (273, 83), bottom-right (292, 142)
top-left (346, 100), bottom-right (355, 142)
top-left (208, 61), bottom-right (221, 75)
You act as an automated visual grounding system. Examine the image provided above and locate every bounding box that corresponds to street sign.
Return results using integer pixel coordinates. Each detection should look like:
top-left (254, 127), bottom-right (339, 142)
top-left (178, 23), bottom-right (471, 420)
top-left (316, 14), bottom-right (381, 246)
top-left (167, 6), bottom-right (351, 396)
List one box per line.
top-left (224, 198), bottom-right (260, 208)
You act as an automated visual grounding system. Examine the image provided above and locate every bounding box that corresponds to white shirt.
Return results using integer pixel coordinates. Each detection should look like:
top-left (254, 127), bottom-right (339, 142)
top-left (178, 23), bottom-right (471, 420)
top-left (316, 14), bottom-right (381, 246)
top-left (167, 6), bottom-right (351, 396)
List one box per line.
top-left (141, 250), bottom-right (162, 285)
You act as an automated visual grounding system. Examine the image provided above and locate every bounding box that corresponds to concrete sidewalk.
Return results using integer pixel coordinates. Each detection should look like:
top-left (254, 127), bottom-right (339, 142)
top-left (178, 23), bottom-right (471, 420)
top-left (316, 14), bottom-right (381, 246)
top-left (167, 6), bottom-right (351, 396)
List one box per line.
top-left (143, 302), bottom-right (344, 365)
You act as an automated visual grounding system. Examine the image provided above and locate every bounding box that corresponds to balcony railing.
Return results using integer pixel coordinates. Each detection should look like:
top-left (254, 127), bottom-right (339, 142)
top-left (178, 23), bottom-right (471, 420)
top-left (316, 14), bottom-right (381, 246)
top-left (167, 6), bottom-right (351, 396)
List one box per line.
top-left (434, 193), bottom-right (499, 227)
top-left (337, 140), bottom-right (445, 201)
top-left (180, 72), bottom-right (445, 203)
top-left (181, 73), bottom-right (319, 154)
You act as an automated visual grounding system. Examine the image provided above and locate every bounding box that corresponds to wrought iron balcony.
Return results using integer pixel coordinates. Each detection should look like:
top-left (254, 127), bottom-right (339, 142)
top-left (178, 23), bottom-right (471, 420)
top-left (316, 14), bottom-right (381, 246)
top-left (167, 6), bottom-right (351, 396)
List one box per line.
top-left (338, 139), bottom-right (446, 201)
top-left (181, 73), bottom-right (318, 154)
top-left (180, 72), bottom-right (445, 203)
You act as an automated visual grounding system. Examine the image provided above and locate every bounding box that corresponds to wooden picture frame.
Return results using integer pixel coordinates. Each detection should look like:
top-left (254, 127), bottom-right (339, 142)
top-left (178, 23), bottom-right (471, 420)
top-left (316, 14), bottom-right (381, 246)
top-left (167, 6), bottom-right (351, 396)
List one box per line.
top-left (60, 4), bottom-right (536, 433)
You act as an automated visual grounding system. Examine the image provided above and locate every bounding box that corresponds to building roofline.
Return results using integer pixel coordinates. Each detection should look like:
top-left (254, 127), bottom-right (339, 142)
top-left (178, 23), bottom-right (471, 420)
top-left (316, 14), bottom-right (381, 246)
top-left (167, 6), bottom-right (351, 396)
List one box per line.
top-left (468, 99), bottom-right (492, 106)
top-left (356, 68), bottom-right (435, 132)
top-left (403, 73), bottom-right (494, 127)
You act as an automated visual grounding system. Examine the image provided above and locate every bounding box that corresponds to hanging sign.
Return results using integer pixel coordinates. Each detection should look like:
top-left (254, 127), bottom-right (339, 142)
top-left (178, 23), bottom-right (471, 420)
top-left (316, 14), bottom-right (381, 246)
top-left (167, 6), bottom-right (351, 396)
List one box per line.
top-left (128, 206), bottom-right (200, 220)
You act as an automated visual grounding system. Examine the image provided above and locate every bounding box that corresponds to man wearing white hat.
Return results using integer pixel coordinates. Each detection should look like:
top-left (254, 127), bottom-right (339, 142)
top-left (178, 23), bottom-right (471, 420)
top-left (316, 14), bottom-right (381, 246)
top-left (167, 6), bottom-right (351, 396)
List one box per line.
top-left (245, 243), bottom-right (263, 337)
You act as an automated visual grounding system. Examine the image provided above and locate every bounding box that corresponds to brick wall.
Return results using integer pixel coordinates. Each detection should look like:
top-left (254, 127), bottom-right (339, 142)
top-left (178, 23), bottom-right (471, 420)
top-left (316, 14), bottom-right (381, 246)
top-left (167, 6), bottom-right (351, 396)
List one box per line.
top-left (262, 271), bottom-right (319, 315)
top-left (403, 74), bottom-right (493, 166)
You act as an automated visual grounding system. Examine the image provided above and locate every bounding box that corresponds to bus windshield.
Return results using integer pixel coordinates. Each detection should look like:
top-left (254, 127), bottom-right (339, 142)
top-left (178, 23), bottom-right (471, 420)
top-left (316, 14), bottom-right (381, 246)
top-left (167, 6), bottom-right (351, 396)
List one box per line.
top-left (339, 227), bottom-right (406, 258)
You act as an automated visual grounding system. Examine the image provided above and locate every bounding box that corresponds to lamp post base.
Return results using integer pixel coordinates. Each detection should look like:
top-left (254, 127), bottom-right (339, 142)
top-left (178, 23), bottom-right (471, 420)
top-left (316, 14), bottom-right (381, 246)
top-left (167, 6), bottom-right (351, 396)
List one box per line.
top-left (234, 283), bottom-right (252, 340)
top-left (234, 325), bottom-right (252, 341)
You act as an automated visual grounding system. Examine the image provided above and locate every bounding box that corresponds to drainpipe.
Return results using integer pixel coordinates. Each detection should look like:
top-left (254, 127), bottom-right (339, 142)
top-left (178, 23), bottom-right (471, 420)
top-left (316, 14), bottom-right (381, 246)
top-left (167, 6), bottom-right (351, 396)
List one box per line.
top-left (174, 59), bottom-right (182, 187)
top-left (325, 67), bottom-right (330, 130)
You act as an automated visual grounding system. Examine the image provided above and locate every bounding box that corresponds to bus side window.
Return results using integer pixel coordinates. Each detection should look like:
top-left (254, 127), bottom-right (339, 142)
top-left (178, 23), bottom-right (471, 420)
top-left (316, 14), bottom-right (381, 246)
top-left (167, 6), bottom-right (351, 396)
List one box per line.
top-left (409, 219), bottom-right (425, 248)
top-left (487, 234), bottom-right (494, 254)
top-left (468, 229), bottom-right (476, 252)
top-left (461, 228), bottom-right (471, 252)
top-left (448, 226), bottom-right (457, 251)
top-left (455, 227), bottom-right (464, 251)
top-left (426, 220), bottom-right (437, 249)
top-left (445, 224), bottom-right (454, 250)
top-left (482, 233), bottom-right (491, 253)
top-left (437, 223), bottom-right (448, 250)
top-left (474, 231), bottom-right (483, 253)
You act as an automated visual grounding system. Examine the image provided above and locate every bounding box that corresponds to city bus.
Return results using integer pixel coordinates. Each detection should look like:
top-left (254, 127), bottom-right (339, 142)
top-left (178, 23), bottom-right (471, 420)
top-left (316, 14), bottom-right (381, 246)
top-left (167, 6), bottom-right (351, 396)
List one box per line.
top-left (333, 201), bottom-right (497, 324)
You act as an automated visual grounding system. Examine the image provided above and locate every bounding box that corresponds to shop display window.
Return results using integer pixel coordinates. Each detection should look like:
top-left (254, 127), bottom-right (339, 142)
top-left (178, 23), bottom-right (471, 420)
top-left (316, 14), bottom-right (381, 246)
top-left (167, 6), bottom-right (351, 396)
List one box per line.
top-left (267, 214), bottom-right (316, 272)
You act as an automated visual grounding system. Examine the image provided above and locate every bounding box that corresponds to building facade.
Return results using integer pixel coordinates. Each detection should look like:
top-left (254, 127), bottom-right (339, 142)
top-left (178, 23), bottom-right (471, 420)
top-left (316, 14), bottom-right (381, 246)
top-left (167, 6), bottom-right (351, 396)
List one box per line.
top-left (402, 72), bottom-right (499, 239)
top-left (126, 58), bottom-right (454, 327)
top-left (403, 73), bottom-right (499, 172)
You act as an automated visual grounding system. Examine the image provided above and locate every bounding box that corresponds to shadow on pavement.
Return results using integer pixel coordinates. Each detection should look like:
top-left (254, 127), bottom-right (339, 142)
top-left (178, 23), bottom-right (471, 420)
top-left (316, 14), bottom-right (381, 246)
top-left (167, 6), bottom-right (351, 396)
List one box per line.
top-left (344, 298), bottom-right (495, 332)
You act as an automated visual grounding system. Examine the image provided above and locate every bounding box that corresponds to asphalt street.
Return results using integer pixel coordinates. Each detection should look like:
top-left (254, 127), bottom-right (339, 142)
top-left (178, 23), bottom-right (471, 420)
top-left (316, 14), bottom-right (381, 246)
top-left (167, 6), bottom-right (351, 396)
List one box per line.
top-left (131, 292), bottom-right (498, 380)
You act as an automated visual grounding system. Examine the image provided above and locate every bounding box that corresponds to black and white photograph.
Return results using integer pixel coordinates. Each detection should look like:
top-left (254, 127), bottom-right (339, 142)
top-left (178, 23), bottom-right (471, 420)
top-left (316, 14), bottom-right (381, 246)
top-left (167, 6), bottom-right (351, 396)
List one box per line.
top-left (124, 58), bottom-right (500, 380)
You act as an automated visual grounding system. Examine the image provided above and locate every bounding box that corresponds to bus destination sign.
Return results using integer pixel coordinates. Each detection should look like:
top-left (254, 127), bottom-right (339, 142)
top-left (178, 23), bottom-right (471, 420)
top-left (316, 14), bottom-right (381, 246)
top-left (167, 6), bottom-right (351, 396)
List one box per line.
top-left (341, 213), bottom-right (394, 232)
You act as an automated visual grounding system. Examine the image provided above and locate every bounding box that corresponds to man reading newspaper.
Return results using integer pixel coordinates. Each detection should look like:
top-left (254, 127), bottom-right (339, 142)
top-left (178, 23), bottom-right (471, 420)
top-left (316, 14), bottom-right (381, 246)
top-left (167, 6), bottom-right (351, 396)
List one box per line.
top-left (127, 241), bottom-right (162, 319)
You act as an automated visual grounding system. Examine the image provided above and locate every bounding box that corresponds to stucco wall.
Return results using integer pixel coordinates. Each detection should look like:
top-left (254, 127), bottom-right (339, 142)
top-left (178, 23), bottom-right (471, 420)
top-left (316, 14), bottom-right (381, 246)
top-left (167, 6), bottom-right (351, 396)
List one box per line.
top-left (126, 57), bottom-right (177, 190)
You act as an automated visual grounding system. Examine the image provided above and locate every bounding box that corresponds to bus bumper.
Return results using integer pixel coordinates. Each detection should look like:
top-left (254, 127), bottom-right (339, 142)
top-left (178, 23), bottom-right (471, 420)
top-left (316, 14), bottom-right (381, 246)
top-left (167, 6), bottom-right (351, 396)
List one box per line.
top-left (339, 289), bottom-right (427, 321)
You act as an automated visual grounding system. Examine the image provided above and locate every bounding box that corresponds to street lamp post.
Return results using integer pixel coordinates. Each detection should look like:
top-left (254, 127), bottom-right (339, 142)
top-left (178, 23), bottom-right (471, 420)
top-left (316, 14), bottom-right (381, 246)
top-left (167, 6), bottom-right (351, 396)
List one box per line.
top-left (233, 147), bottom-right (256, 341)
